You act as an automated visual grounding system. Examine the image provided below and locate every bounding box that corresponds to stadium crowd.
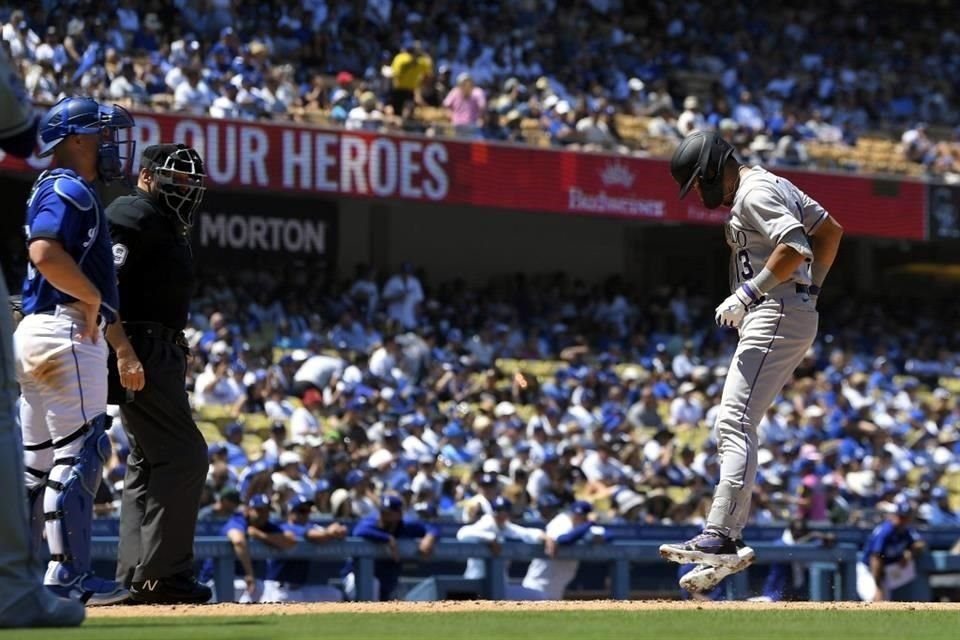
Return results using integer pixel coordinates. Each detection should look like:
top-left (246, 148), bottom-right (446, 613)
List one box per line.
top-left (3, 1), bottom-right (960, 178)
top-left (87, 262), bottom-right (960, 538)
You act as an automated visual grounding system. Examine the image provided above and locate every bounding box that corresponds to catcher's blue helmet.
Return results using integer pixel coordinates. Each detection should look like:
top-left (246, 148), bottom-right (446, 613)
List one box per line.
top-left (37, 97), bottom-right (102, 158)
top-left (36, 97), bottom-right (136, 181)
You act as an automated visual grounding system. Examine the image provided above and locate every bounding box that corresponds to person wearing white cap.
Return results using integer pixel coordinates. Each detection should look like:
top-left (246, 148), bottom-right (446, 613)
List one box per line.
top-left (669, 382), bottom-right (703, 427)
top-left (272, 451), bottom-right (315, 498)
top-left (494, 401), bottom-right (516, 419)
top-left (626, 77), bottom-right (646, 115)
top-left (677, 95), bottom-right (706, 136)
top-left (443, 71), bottom-right (486, 137)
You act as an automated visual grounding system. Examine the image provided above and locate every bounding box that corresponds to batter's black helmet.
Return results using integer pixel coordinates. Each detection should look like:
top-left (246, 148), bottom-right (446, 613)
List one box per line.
top-left (670, 131), bottom-right (735, 209)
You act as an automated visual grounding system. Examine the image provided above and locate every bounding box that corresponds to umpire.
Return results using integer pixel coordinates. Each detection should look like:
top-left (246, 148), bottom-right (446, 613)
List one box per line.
top-left (107, 144), bottom-right (211, 604)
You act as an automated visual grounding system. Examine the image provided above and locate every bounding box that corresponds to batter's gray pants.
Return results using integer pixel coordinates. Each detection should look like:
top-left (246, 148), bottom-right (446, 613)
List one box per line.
top-left (706, 286), bottom-right (818, 539)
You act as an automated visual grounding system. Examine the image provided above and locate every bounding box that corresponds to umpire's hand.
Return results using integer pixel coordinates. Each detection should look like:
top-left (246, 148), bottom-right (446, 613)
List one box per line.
top-left (117, 345), bottom-right (145, 391)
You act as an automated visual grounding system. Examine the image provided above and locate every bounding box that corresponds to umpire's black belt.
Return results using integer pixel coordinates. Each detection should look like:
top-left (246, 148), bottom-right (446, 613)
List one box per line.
top-left (124, 321), bottom-right (186, 347)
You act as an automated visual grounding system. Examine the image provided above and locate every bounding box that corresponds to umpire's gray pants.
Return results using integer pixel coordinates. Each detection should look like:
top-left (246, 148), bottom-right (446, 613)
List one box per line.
top-left (706, 286), bottom-right (818, 539)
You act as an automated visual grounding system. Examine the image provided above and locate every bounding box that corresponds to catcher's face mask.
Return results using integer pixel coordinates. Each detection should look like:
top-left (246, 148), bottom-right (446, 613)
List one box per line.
top-left (149, 145), bottom-right (207, 227)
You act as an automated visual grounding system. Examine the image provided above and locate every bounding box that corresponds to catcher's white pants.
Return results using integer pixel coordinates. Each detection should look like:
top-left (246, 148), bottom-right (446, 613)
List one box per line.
top-left (14, 305), bottom-right (108, 488)
top-left (14, 306), bottom-right (107, 573)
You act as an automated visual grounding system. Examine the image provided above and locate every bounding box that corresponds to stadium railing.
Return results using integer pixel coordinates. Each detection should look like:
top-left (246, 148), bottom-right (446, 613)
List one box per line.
top-left (92, 537), bottom-right (868, 601)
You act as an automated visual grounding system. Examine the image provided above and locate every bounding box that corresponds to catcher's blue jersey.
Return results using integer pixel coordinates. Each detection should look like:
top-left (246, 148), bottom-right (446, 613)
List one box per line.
top-left (21, 168), bottom-right (119, 323)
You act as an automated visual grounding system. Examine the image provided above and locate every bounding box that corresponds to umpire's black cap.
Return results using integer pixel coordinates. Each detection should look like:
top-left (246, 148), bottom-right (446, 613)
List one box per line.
top-left (141, 143), bottom-right (206, 175)
top-left (140, 143), bottom-right (181, 170)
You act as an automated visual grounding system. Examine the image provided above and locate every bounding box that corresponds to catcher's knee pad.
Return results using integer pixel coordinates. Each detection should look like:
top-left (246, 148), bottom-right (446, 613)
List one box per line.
top-left (24, 436), bottom-right (54, 490)
top-left (45, 413), bottom-right (111, 571)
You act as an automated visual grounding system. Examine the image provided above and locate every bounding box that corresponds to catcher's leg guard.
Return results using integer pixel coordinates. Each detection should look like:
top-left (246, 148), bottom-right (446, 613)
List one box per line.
top-left (43, 413), bottom-right (111, 573)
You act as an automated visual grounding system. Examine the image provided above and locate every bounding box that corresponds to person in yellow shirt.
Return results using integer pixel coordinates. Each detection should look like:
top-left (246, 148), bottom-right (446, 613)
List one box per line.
top-left (389, 41), bottom-right (433, 115)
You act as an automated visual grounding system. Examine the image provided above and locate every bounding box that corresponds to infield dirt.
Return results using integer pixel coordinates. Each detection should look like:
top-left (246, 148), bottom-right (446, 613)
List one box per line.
top-left (88, 600), bottom-right (960, 618)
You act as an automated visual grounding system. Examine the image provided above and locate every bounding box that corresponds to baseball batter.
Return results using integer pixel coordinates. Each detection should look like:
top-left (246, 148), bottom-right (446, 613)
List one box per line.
top-left (659, 131), bottom-right (844, 592)
top-left (15, 96), bottom-right (142, 605)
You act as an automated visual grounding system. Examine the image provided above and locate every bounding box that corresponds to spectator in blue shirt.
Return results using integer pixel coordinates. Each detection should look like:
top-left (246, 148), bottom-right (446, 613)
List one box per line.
top-left (261, 495), bottom-right (348, 602)
top-left (919, 487), bottom-right (960, 527)
top-left (205, 494), bottom-right (294, 603)
top-left (856, 499), bottom-right (925, 602)
top-left (440, 422), bottom-right (473, 464)
top-left (223, 422), bottom-right (249, 469)
top-left (343, 494), bottom-right (439, 600)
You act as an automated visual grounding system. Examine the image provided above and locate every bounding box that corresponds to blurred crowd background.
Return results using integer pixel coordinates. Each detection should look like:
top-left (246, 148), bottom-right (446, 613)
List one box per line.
top-left (89, 262), bottom-right (960, 532)
top-left (3, 0), bottom-right (960, 179)
top-left (4, 0), bottom-right (960, 534)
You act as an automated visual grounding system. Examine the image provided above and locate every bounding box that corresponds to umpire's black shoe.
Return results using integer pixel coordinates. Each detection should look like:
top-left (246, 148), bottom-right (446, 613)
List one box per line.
top-left (129, 574), bottom-right (212, 605)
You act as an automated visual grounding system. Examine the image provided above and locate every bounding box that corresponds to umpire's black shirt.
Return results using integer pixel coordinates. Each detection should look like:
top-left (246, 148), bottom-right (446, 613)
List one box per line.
top-left (107, 189), bottom-right (194, 331)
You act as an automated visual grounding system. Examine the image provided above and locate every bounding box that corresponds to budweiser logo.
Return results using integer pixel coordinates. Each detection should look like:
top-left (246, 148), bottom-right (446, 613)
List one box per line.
top-left (600, 161), bottom-right (635, 188)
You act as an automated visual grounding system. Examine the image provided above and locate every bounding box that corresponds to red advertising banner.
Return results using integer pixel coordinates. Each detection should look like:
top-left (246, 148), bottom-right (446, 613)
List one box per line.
top-left (0, 111), bottom-right (927, 240)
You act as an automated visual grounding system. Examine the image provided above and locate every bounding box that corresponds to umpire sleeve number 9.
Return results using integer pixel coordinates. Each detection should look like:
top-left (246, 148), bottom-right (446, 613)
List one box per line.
top-left (737, 249), bottom-right (754, 282)
top-left (112, 243), bottom-right (129, 267)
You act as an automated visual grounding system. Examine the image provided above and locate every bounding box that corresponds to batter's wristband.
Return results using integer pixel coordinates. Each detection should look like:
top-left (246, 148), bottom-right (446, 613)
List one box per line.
top-left (738, 282), bottom-right (761, 304)
top-left (809, 285), bottom-right (821, 296)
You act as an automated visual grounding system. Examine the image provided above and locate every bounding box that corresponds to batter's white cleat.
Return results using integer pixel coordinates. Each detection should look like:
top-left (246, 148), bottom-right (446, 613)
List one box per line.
top-left (679, 543), bottom-right (756, 593)
top-left (660, 531), bottom-right (753, 569)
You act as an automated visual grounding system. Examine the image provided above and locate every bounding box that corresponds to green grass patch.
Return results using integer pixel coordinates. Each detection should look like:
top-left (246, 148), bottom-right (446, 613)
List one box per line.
top-left (1, 610), bottom-right (956, 640)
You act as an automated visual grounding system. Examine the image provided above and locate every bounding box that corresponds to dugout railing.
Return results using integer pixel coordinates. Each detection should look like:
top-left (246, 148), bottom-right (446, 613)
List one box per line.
top-left (91, 537), bottom-right (877, 601)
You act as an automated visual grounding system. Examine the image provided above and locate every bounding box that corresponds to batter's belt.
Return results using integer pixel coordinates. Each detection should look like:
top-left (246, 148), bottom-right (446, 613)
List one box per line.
top-left (757, 282), bottom-right (811, 305)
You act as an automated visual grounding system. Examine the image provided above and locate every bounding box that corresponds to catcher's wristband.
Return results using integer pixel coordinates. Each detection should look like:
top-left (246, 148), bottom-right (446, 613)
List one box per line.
top-left (809, 284), bottom-right (822, 296)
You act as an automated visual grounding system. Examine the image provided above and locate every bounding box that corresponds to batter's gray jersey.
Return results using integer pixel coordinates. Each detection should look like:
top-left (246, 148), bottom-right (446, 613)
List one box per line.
top-left (707, 166), bottom-right (832, 540)
top-left (725, 167), bottom-right (830, 292)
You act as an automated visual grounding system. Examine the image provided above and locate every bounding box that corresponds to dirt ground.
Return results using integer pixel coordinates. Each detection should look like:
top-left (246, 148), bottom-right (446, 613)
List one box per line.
top-left (88, 600), bottom-right (960, 618)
